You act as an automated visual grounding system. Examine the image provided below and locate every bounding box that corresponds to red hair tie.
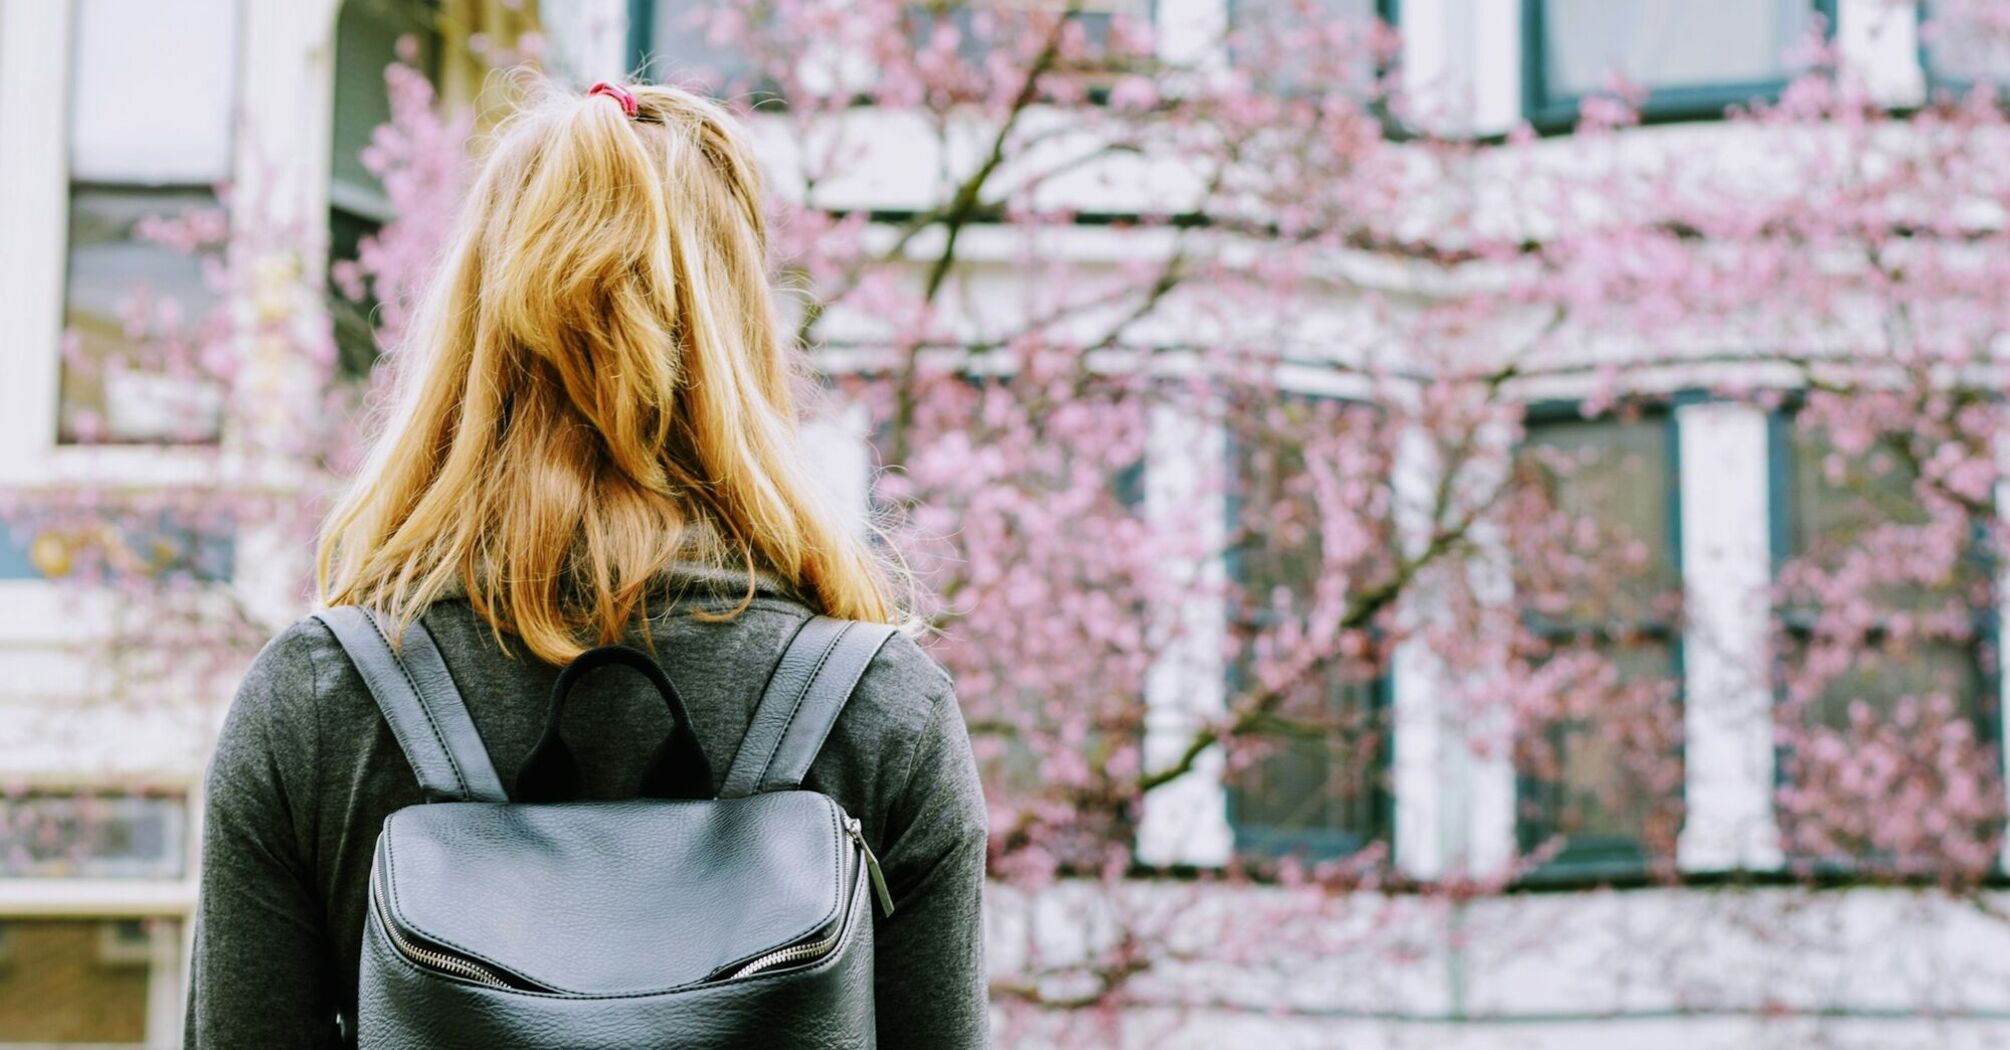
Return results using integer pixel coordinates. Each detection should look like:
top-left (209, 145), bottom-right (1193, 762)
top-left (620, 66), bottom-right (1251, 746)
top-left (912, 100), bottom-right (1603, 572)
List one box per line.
top-left (587, 80), bottom-right (639, 119)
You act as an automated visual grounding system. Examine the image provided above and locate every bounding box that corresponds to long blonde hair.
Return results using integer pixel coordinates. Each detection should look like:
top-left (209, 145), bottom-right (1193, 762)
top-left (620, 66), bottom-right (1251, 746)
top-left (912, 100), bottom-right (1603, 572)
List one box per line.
top-left (317, 76), bottom-right (906, 664)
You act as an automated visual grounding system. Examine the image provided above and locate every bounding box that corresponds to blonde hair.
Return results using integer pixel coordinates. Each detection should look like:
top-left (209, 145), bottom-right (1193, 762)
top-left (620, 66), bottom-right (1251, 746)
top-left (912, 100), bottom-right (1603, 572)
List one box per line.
top-left (317, 76), bottom-right (907, 664)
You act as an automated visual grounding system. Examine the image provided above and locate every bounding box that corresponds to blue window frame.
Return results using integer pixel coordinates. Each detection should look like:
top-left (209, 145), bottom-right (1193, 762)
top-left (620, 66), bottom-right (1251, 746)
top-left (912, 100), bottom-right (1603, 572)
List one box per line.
top-left (1521, 0), bottom-right (1839, 132)
top-left (1221, 393), bottom-right (1393, 861)
top-left (1512, 403), bottom-right (1686, 880)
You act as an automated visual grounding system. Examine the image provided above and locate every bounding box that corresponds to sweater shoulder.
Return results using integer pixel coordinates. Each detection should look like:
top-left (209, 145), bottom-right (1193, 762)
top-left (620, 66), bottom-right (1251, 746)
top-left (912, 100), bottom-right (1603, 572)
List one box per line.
top-left (231, 615), bottom-right (341, 730)
top-left (840, 626), bottom-right (959, 748)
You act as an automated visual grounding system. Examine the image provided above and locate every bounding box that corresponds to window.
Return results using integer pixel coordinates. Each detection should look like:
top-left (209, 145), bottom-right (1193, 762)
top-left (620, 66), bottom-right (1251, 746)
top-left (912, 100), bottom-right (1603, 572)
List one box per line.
top-left (0, 791), bottom-right (189, 1046)
top-left (1227, 0), bottom-right (1396, 98)
top-left (0, 791), bottom-right (188, 879)
top-left (1223, 396), bottom-right (1392, 861)
top-left (904, 0), bottom-right (1150, 67)
top-left (328, 0), bottom-right (442, 378)
top-left (630, 0), bottom-right (764, 96)
top-left (1921, 0), bottom-right (2010, 91)
top-left (1522, 0), bottom-right (1834, 129)
top-left (0, 919), bottom-right (181, 1045)
top-left (632, 0), bottom-right (1151, 100)
top-left (1512, 409), bottom-right (1685, 876)
top-left (861, 369), bottom-right (1153, 865)
top-left (58, 0), bottom-right (240, 444)
top-left (1771, 415), bottom-right (1999, 869)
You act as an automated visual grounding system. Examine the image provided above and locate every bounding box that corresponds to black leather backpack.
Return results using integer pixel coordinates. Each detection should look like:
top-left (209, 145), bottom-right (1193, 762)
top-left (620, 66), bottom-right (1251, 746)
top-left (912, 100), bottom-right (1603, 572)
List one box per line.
top-left (313, 605), bottom-right (898, 1049)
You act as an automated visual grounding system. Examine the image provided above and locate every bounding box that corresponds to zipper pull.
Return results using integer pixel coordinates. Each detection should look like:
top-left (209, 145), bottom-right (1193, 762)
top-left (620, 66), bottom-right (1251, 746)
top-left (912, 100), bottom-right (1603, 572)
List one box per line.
top-left (845, 816), bottom-right (896, 917)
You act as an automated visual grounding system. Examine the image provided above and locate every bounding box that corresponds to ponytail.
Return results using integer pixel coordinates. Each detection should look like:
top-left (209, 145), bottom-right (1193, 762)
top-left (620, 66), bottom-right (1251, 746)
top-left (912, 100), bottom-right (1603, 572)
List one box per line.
top-left (317, 75), bottom-right (912, 663)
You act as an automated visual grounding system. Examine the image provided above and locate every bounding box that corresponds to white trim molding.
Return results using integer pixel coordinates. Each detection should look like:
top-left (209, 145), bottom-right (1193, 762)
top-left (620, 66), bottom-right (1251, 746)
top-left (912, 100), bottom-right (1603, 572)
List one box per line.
top-left (1674, 401), bottom-right (1784, 873)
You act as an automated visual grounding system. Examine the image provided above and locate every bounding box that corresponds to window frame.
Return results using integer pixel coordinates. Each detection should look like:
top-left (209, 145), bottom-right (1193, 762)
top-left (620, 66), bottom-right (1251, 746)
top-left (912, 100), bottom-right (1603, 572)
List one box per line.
top-left (1511, 399), bottom-right (1689, 883)
top-left (1519, 0), bottom-right (1840, 133)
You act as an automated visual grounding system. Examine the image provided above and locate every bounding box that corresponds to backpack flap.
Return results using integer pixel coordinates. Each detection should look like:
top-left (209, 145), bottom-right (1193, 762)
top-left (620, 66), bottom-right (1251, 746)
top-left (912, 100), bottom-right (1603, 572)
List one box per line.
top-left (371, 792), bottom-right (856, 996)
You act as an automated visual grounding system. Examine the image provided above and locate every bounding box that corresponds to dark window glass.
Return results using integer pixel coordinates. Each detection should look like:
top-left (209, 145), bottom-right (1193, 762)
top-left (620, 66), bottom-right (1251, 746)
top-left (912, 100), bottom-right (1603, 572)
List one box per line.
top-left (1513, 411), bottom-right (1685, 874)
top-left (1774, 419), bottom-right (1997, 866)
top-left (1224, 396), bottom-right (1391, 860)
top-left (328, 0), bottom-right (442, 379)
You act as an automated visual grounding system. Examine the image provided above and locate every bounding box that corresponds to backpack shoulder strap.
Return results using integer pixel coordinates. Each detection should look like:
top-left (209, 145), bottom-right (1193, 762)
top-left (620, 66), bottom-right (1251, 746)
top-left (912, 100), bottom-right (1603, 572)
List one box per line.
top-left (311, 605), bottom-right (509, 804)
top-left (719, 615), bottom-right (898, 799)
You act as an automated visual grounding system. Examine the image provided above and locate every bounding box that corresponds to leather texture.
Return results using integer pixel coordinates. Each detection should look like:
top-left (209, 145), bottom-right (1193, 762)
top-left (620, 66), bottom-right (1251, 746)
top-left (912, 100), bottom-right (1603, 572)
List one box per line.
top-left (514, 645), bottom-right (715, 803)
top-left (360, 860), bottom-right (875, 1050)
top-left (720, 618), bottom-right (898, 798)
top-left (317, 607), bottom-right (891, 1048)
top-left (375, 794), bottom-right (849, 994)
top-left (313, 607), bottom-right (508, 803)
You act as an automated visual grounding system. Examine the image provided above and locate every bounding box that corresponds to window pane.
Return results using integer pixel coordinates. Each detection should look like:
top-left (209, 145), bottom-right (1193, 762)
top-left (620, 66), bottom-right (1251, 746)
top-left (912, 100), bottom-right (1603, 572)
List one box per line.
top-left (640, 0), bottom-right (757, 91)
top-left (1923, 0), bottom-right (2010, 86)
top-left (1228, 677), bottom-right (1385, 857)
top-left (1525, 639), bottom-right (1682, 851)
top-left (70, 0), bottom-right (239, 184)
top-left (0, 792), bottom-right (188, 879)
top-left (0, 919), bottom-right (178, 1044)
top-left (1786, 425), bottom-right (1929, 556)
top-left (1782, 421), bottom-right (1982, 621)
top-left (1800, 640), bottom-right (1986, 730)
top-left (1778, 417), bottom-right (1990, 735)
top-left (330, 0), bottom-right (441, 220)
top-left (1513, 412), bottom-right (1683, 870)
top-left (1518, 413), bottom-right (1678, 612)
top-left (1540, 0), bottom-right (1812, 99)
top-left (59, 188), bottom-right (226, 444)
top-left (1776, 416), bottom-right (1997, 867)
top-left (1229, 0), bottom-right (1383, 96)
top-left (1225, 398), bottom-right (1389, 859)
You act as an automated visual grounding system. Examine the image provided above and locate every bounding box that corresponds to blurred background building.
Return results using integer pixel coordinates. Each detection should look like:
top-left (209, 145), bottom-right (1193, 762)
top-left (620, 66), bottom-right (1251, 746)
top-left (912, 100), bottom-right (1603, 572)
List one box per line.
top-left (0, 0), bottom-right (2003, 1047)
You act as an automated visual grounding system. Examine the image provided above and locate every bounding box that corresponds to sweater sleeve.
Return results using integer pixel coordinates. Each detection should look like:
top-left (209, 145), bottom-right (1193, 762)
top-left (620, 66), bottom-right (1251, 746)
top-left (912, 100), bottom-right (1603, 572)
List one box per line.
top-left (184, 624), bottom-right (344, 1049)
top-left (871, 680), bottom-right (992, 1050)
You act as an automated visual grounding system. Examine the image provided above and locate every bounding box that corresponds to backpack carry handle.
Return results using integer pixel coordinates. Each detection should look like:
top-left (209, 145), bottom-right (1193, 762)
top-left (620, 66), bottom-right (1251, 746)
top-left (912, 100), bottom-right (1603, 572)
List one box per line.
top-left (515, 645), bottom-right (715, 803)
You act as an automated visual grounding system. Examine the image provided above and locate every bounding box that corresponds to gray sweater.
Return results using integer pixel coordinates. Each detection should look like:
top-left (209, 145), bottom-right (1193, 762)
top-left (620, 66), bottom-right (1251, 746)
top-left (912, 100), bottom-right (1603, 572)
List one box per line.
top-left (182, 562), bottom-right (989, 1048)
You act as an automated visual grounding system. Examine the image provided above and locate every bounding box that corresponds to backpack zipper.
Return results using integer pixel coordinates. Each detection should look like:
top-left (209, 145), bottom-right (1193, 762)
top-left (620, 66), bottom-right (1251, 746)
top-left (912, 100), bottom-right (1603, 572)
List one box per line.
top-left (726, 816), bottom-right (890, 981)
top-left (371, 861), bottom-right (516, 990)
top-left (725, 914), bottom-right (850, 980)
top-left (845, 815), bottom-right (896, 918)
